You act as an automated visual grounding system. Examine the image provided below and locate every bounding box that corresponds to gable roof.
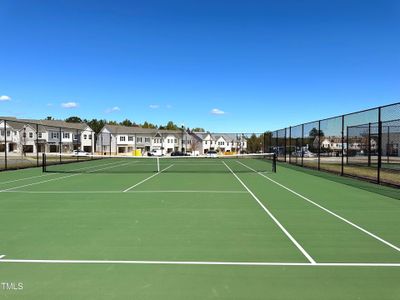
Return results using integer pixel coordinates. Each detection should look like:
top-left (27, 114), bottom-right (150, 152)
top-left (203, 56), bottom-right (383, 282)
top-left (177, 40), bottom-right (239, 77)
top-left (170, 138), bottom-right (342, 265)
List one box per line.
top-left (1, 117), bottom-right (92, 131)
top-left (102, 124), bottom-right (182, 136)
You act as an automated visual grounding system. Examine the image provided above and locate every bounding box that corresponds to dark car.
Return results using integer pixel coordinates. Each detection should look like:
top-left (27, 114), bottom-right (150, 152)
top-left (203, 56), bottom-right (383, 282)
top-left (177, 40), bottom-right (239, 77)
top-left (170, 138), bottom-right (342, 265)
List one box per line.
top-left (170, 151), bottom-right (187, 156)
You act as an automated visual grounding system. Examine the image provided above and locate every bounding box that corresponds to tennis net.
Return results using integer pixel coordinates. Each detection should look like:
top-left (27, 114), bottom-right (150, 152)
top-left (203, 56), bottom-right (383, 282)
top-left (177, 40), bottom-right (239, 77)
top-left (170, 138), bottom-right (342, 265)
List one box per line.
top-left (42, 153), bottom-right (277, 174)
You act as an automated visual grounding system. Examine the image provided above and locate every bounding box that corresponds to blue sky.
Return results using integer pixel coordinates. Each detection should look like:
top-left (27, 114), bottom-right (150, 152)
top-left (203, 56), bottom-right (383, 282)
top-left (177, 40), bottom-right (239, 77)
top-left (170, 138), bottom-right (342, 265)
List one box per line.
top-left (0, 0), bottom-right (399, 132)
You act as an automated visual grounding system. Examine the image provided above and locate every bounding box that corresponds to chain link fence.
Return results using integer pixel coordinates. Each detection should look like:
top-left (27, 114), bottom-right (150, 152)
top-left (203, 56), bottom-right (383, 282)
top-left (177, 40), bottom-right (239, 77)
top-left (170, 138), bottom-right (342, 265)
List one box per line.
top-left (267, 102), bottom-right (400, 187)
top-left (0, 118), bottom-right (95, 170)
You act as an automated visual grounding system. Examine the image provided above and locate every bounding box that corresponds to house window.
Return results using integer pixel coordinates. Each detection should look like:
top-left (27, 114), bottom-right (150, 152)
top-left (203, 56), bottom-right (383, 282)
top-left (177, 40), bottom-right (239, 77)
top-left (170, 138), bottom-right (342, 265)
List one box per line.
top-left (63, 132), bottom-right (70, 139)
top-left (74, 134), bottom-right (79, 140)
top-left (120, 136), bottom-right (126, 142)
top-left (51, 132), bottom-right (59, 139)
top-left (23, 132), bottom-right (26, 138)
top-left (38, 133), bottom-right (43, 138)
top-left (145, 137), bottom-right (150, 143)
top-left (29, 132), bottom-right (34, 138)
top-left (7, 130), bottom-right (10, 137)
top-left (174, 139), bottom-right (177, 143)
top-left (128, 136), bottom-right (133, 142)
top-left (204, 141), bottom-right (207, 145)
top-left (137, 137), bottom-right (142, 143)
top-left (84, 134), bottom-right (87, 140)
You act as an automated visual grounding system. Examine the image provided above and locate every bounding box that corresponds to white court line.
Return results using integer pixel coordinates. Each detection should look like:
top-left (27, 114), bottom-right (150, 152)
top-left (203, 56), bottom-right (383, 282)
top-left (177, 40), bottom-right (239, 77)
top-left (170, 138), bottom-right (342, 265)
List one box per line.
top-left (123, 165), bottom-right (174, 192)
top-left (0, 255), bottom-right (5, 259)
top-left (236, 160), bottom-right (400, 253)
top-left (0, 161), bottom-right (130, 193)
top-left (1, 190), bottom-right (247, 194)
top-left (222, 161), bottom-right (316, 264)
top-left (0, 258), bottom-right (399, 267)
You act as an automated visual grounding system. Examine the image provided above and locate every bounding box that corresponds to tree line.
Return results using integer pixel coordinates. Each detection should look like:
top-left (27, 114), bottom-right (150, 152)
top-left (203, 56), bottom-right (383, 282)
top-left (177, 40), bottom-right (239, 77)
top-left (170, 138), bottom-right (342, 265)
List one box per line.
top-left (49, 116), bottom-right (205, 134)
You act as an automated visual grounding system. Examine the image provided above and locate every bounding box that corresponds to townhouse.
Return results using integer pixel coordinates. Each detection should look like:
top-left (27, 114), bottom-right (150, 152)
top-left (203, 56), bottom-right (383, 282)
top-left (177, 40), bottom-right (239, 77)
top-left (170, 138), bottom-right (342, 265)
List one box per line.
top-left (96, 124), bottom-right (195, 155)
top-left (0, 117), bottom-right (95, 155)
top-left (96, 125), bottom-right (250, 155)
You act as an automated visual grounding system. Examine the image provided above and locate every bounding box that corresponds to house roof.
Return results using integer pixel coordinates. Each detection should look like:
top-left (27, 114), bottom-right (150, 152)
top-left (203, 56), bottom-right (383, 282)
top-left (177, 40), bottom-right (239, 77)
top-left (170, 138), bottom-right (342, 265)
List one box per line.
top-left (1, 117), bottom-right (92, 131)
top-left (102, 124), bottom-right (183, 136)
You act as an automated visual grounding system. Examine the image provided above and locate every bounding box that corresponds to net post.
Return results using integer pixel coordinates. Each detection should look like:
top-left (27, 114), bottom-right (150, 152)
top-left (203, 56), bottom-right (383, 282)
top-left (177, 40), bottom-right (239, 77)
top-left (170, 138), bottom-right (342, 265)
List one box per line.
top-left (42, 153), bottom-right (46, 172)
top-left (157, 156), bottom-right (160, 172)
top-left (272, 153), bottom-right (277, 173)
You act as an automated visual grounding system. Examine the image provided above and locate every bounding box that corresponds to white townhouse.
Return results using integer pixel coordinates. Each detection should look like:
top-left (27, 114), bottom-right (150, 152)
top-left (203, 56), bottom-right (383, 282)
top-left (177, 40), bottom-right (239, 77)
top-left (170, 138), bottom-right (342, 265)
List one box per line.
top-left (96, 124), bottom-right (194, 155)
top-left (190, 132), bottom-right (248, 154)
top-left (320, 136), bottom-right (378, 154)
top-left (191, 132), bottom-right (215, 154)
top-left (0, 117), bottom-right (95, 155)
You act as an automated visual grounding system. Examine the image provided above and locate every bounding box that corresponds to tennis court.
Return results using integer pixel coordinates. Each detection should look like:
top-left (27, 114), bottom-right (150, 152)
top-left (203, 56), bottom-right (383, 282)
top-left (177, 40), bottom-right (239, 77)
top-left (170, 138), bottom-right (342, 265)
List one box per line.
top-left (0, 155), bottom-right (399, 299)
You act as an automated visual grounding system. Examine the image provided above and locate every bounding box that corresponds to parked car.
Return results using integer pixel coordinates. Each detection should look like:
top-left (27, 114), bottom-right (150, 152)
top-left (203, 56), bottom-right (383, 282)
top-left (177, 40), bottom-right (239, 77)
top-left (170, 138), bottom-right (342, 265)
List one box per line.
top-left (72, 150), bottom-right (89, 156)
top-left (170, 151), bottom-right (187, 156)
top-left (206, 150), bottom-right (218, 158)
top-left (148, 149), bottom-right (165, 156)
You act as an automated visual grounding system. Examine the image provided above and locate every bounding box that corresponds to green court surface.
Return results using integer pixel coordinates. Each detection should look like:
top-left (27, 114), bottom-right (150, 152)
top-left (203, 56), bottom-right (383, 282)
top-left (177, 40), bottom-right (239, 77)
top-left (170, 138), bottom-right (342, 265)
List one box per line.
top-left (0, 157), bottom-right (399, 299)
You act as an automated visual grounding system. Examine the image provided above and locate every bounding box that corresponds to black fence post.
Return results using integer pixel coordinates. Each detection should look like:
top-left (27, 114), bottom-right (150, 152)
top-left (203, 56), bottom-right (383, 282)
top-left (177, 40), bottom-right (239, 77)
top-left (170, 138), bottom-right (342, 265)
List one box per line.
top-left (387, 126), bottom-right (390, 164)
top-left (36, 124), bottom-right (39, 167)
top-left (377, 107), bottom-right (382, 184)
top-left (4, 120), bottom-right (7, 170)
top-left (318, 120), bottom-right (321, 171)
top-left (301, 124), bottom-right (304, 167)
top-left (109, 134), bottom-right (112, 156)
top-left (284, 128), bottom-right (287, 162)
top-left (288, 126), bottom-right (292, 164)
top-left (59, 127), bottom-right (62, 163)
top-left (346, 126), bottom-right (349, 165)
top-left (368, 123), bottom-right (371, 167)
top-left (341, 115), bottom-right (344, 176)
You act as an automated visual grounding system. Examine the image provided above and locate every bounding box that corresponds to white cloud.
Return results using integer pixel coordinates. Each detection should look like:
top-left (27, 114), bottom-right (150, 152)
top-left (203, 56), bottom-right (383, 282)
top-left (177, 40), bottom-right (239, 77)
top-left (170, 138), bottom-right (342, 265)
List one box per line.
top-left (106, 106), bottom-right (121, 113)
top-left (166, 104), bottom-right (172, 109)
top-left (47, 103), bottom-right (54, 107)
top-left (0, 95), bottom-right (11, 102)
top-left (211, 108), bottom-right (225, 115)
top-left (61, 102), bottom-right (78, 109)
top-left (149, 104), bottom-right (160, 109)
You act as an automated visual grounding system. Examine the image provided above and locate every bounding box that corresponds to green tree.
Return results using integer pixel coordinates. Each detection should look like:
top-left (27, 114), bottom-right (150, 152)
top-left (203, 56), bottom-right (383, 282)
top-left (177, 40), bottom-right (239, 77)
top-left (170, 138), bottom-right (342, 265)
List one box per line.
top-left (309, 128), bottom-right (324, 138)
top-left (308, 127), bottom-right (324, 151)
top-left (107, 120), bottom-right (118, 125)
top-left (120, 119), bottom-right (134, 127)
top-left (65, 116), bottom-right (83, 123)
top-left (46, 116), bottom-right (54, 120)
top-left (165, 121), bottom-right (178, 130)
top-left (142, 121), bottom-right (157, 129)
top-left (192, 127), bottom-right (205, 132)
top-left (247, 134), bottom-right (263, 153)
top-left (85, 119), bottom-right (106, 134)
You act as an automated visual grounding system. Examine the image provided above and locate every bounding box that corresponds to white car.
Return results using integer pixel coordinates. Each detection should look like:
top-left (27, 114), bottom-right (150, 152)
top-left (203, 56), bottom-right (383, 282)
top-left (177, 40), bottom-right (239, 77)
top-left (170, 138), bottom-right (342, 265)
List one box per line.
top-left (206, 150), bottom-right (218, 158)
top-left (72, 150), bottom-right (89, 156)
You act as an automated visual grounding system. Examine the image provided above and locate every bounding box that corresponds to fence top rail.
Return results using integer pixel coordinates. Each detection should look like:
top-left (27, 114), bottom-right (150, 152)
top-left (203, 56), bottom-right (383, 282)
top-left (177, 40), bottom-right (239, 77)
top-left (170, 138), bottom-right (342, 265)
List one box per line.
top-left (270, 101), bottom-right (400, 133)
